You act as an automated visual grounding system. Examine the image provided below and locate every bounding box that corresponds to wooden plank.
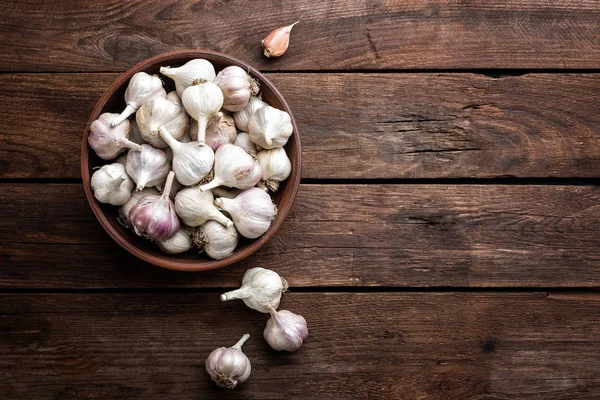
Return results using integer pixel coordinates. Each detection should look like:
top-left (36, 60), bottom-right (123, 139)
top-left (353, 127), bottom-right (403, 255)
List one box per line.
top-left (2, 73), bottom-right (600, 179)
top-left (0, 292), bottom-right (599, 399)
top-left (1, 183), bottom-right (599, 289)
top-left (1, 1), bottom-right (600, 72)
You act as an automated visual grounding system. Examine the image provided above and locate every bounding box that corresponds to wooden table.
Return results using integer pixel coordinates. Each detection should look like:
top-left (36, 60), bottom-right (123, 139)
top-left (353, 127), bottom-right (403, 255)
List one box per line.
top-left (1, 1), bottom-right (599, 398)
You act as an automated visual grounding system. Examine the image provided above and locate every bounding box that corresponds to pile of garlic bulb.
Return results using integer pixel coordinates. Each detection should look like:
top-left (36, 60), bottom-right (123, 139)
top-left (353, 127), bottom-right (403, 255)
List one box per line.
top-left (88, 59), bottom-right (294, 259)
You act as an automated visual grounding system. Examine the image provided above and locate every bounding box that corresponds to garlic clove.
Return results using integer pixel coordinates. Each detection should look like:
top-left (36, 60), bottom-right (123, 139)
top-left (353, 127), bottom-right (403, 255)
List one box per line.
top-left (256, 147), bottom-right (292, 192)
top-left (190, 112), bottom-right (237, 151)
top-left (112, 72), bottom-right (164, 127)
top-left (220, 267), bottom-right (288, 313)
top-left (193, 220), bottom-right (238, 260)
top-left (262, 21), bottom-right (298, 58)
top-left (175, 187), bottom-right (233, 228)
top-left (234, 96), bottom-right (267, 133)
top-left (247, 105), bottom-right (293, 149)
top-left (199, 144), bottom-right (262, 192)
top-left (157, 225), bottom-right (193, 254)
top-left (205, 334), bottom-right (251, 389)
top-left (136, 96), bottom-right (189, 148)
top-left (126, 144), bottom-right (170, 191)
top-left (91, 163), bottom-right (134, 206)
top-left (159, 126), bottom-right (214, 186)
top-left (160, 59), bottom-right (216, 97)
top-left (214, 66), bottom-right (259, 112)
top-left (182, 81), bottom-right (224, 147)
top-left (88, 113), bottom-right (141, 160)
top-left (214, 187), bottom-right (277, 239)
top-left (264, 304), bottom-right (308, 352)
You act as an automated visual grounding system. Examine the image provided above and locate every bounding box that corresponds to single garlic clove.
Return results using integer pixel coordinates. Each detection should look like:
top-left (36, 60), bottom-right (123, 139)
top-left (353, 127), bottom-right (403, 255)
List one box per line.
top-left (199, 144), bottom-right (262, 192)
top-left (91, 163), bottom-right (135, 206)
top-left (193, 221), bottom-right (238, 260)
top-left (126, 144), bottom-right (170, 191)
top-left (214, 187), bottom-right (277, 239)
top-left (247, 105), bottom-right (293, 149)
top-left (160, 59), bottom-right (216, 97)
top-left (174, 187), bottom-right (233, 228)
top-left (112, 72), bottom-right (164, 127)
top-left (262, 21), bottom-right (299, 58)
top-left (205, 334), bottom-right (251, 389)
top-left (88, 113), bottom-right (141, 160)
top-left (264, 304), bottom-right (308, 352)
top-left (220, 267), bottom-right (288, 313)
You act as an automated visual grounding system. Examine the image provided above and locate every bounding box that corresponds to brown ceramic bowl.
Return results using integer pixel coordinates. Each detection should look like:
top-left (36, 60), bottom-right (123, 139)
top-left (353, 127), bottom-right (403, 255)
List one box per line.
top-left (81, 50), bottom-right (301, 271)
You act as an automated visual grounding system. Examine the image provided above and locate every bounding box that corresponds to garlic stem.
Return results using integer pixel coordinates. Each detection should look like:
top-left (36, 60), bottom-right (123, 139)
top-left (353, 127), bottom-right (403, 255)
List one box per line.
top-left (199, 178), bottom-right (223, 192)
top-left (112, 104), bottom-right (136, 127)
top-left (158, 126), bottom-right (181, 150)
top-left (114, 175), bottom-right (128, 188)
top-left (220, 287), bottom-right (251, 301)
top-left (197, 117), bottom-right (208, 146)
top-left (121, 138), bottom-right (142, 152)
top-left (231, 333), bottom-right (250, 351)
top-left (135, 172), bottom-right (149, 191)
top-left (162, 171), bottom-right (176, 199)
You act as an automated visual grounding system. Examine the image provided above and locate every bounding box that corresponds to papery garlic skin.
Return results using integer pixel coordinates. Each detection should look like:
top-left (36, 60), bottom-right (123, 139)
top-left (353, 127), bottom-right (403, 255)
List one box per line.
top-left (129, 119), bottom-right (146, 145)
top-left (160, 59), bottom-right (216, 97)
top-left (119, 187), bottom-right (159, 228)
top-left (220, 267), bottom-right (288, 313)
top-left (166, 90), bottom-right (181, 105)
top-left (199, 144), bottom-right (262, 191)
top-left (248, 105), bottom-right (293, 149)
top-left (136, 96), bottom-right (189, 148)
top-left (264, 304), bottom-right (308, 352)
top-left (88, 113), bottom-right (141, 160)
top-left (126, 144), bottom-right (170, 191)
top-left (206, 334), bottom-right (251, 389)
top-left (194, 220), bottom-right (238, 260)
top-left (157, 225), bottom-right (193, 254)
top-left (214, 66), bottom-right (259, 112)
top-left (214, 188), bottom-right (277, 239)
top-left (175, 187), bottom-right (233, 228)
top-left (159, 127), bottom-right (214, 186)
top-left (182, 82), bottom-right (224, 146)
top-left (233, 132), bottom-right (258, 156)
top-left (256, 148), bottom-right (292, 192)
top-left (234, 96), bottom-right (267, 133)
top-left (112, 72), bottom-right (164, 127)
top-left (190, 112), bottom-right (237, 151)
top-left (129, 171), bottom-right (180, 240)
top-left (262, 22), bottom-right (298, 58)
top-left (91, 163), bottom-right (134, 206)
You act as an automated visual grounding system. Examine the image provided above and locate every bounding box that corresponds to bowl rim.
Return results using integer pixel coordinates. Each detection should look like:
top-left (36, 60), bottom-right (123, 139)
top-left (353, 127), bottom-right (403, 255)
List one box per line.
top-left (81, 49), bottom-right (301, 272)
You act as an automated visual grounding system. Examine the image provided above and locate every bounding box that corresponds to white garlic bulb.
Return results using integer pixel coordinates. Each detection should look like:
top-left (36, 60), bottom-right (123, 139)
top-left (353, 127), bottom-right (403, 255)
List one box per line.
top-left (214, 188), bottom-right (277, 239)
top-left (126, 144), bottom-right (170, 191)
top-left (194, 221), bottom-right (238, 260)
top-left (234, 96), bottom-right (267, 132)
top-left (264, 304), bottom-right (308, 352)
top-left (182, 82), bottom-right (224, 147)
top-left (248, 105), bottom-right (293, 149)
top-left (220, 267), bottom-right (288, 313)
top-left (157, 225), bottom-right (193, 254)
top-left (88, 113), bottom-right (141, 160)
top-left (166, 90), bottom-right (181, 105)
top-left (129, 119), bottom-right (146, 145)
top-left (112, 72), bottom-right (164, 127)
top-left (205, 334), bottom-right (251, 389)
top-left (158, 127), bottom-right (214, 186)
top-left (136, 96), bottom-right (189, 148)
top-left (190, 112), bottom-right (237, 151)
top-left (160, 59), bottom-right (216, 97)
top-left (119, 187), bottom-right (159, 228)
top-left (199, 144), bottom-right (262, 191)
top-left (91, 163), bottom-right (134, 206)
top-left (256, 148), bottom-right (292, 192)
top-left (214, 66), bottom-right (259, 112)
top-left (233, 132), bottom-right (258, 156)
top-left (174, 187), bottom-right (233, 228)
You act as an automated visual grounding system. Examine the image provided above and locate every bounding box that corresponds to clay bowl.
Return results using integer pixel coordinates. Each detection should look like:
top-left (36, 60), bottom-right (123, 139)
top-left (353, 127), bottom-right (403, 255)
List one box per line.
top-left (81, 50), bottom-right (301, 271)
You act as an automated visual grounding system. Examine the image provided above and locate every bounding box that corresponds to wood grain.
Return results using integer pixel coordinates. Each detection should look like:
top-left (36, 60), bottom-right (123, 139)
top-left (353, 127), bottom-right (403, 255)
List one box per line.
top-left (1, 183), bottom-right (599, 289)
top-left (2, 73), bottom-right (600, 179)
top-left (1, 1), bottom-right (600, 72)
top-left (1, 292), bottom-right (599, 399)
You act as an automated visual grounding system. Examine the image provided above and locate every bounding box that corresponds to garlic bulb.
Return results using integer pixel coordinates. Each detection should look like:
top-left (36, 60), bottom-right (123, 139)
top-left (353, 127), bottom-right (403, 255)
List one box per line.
top-left (119, 187), bottom-right (159, 228)
top-left (157, 225), bottom-right (193, 254)
top-left (256, 148), bottom-right (292, 192)
top-left (160, 59), bottom-right (216, 97)
top-left (174, 187), bottom-right (233, 228)
top-left (166, 90), bottom-right (181, 105)
top-left (91, 163), bottom-right (134, 206)
top-left (182, 81), bottom-right (224, 146)
top-left (234, 96), bottom-right (267, 132)
top-left (129, 119), bottom-right (146, 145)
top-left (205, 334), bottom-right (251, 389)
top-left (88, 113), bottom-right (141, 159)
top-left (220, 267), bottom-right (288, 313)
top-left (129, 171), bottom-right (180, 240)
top-left (126, 144), bottom-right (170, 191)
top-left (214, 66), bottom-right (259, 112)
top-left (136, 96), bottom-right (189, 148)
top-left (214, 188), bottom-right (277, 239)
top-left (248, 105), bottom-right (293, 149)
top-left (264, 304), bottom-right (308, 352)
top-left (193, 221), bottom-right (238, 260)
top-left (112, 72), bottom-right (164, 127)
top-left (190, 112), bottom-right (237, 151)
top-left (159, 127), bottom-right (214, 186)
top-left (233, 132), bottom-right (258, 156)
top-left (199, 144), bottom-right (262, 191)
top-left (262, 22), bottom-right (299, 58)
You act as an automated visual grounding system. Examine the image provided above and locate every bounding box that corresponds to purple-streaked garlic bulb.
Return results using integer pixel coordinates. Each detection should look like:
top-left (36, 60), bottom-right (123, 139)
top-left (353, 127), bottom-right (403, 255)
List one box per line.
top-left (263, 304), bottom-right (308, 352)
top-left (214, 187), bottom-right (276, 239)
top-left (126, 144), bottom-right (170, 191)
top-left (199, 144), bottom-right (262, 192)
top-left (190, 112), bottom-right (237, 151)
top-left (129, 171), bottom-right (180, 240)
top-left (112, 72), bottom-right (164, 127)
top-left (119, 187), bottom-right (159, 228)
top-left (88, 113), bottom-right (141, 160)
top-left (214, 66), bottom-right (259, 112)
top-left (205, 334), bottom-right (251, 389)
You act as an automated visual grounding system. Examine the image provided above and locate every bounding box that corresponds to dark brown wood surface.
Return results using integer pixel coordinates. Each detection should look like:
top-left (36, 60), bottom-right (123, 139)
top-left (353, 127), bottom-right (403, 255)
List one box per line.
top-left (1, 0), bottom-right (600, 398)
top-left (3, 73), bottom-right (600, 179)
